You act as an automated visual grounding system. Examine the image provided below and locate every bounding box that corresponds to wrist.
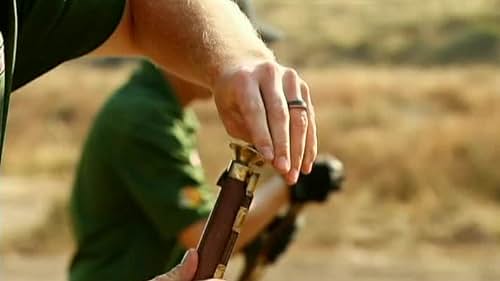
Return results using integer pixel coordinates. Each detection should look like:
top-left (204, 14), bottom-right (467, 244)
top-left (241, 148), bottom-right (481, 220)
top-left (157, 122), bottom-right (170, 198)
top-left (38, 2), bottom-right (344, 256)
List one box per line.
top-left (209, 48), bottom-right (276, 91)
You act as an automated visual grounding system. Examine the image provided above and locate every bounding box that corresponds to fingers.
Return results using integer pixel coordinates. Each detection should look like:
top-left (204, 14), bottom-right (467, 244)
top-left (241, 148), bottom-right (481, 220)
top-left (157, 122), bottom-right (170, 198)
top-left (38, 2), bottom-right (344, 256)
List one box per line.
top-left (236, 70), bottom-right (275, 161)
top-left (213, 61), bottom-right (316, 182)
top-left (216, 104), bottom-right (250, 142)
top-left (300, 81), bottom-right (317, 174)
top-left (151, 249), bottom-right (198, 281)
top-left (282, 70), bottom-right (308, 184)
top-left (259, 63), bottom-right (290, 174)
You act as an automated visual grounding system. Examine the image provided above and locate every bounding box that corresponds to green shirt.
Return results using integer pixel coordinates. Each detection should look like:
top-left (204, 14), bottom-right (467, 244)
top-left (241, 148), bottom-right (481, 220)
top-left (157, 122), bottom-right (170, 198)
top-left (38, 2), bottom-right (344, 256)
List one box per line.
top-left (0, 0), bottom-right (125, 161)
top-left (70, 61), bottom-right (214, 281)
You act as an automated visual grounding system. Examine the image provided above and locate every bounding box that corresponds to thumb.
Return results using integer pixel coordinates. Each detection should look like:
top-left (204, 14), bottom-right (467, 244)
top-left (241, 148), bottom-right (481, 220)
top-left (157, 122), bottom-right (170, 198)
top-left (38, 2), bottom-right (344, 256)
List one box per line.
top-left (150, 249), bottom-right (198, 281)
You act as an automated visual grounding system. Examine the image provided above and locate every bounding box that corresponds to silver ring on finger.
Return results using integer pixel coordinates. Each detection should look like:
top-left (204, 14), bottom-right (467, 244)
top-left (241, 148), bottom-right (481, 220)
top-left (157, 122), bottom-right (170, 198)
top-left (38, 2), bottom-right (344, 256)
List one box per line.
top-left (287, 99), bottom-right (308, 110)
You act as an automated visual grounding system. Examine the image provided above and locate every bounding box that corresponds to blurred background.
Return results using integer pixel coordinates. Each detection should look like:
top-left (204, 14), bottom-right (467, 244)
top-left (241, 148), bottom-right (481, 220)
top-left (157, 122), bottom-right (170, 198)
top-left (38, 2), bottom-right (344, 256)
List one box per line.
top-left (2, 0), bottom-right (500, 280)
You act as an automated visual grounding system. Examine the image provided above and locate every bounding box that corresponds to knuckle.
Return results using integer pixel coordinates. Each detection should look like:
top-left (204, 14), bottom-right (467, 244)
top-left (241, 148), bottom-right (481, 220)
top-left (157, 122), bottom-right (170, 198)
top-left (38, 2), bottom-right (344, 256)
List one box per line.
top-left (274, 138), bottom-right (290, 154)
top-left (233, 70), bottom-right (252, 87)
top-left (261, 88), bottom-right (282, 105)
top-left (271, 107), bottom-right (289, 123)
top-left (277, 145), bottom-right (290, 157)
top-left (309, 111), bottom-right (316, 123)
top-left (285, 68), bottom-right (299, 79)
top-left (254, 136), bottom-right (272, 147)
top-left (241, 99), bottom-right (261, 115)
top-left (284, 69), bottom-right (298, 87)
top-left (292, 111), bottom-right (308, 131)
top-left (292, 160), bottom-right (302, 170)
top-left (306, 146), bottom-right (318, 162)
top-left (307, 104), bottom-right (317, 120)
top-left (300, 81), bottom-right (310, 96)
top-left (267, 94), bottom-right (286, 108)
top-left (261, 62), bottom-right (277, 78)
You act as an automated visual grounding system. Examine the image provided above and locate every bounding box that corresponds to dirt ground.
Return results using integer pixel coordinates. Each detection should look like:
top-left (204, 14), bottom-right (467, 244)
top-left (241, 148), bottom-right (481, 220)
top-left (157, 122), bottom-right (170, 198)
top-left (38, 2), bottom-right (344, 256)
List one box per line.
top-left (2, 177), bottom-right (500, 281)
top-left (3, 245), bottom-right (500, 281)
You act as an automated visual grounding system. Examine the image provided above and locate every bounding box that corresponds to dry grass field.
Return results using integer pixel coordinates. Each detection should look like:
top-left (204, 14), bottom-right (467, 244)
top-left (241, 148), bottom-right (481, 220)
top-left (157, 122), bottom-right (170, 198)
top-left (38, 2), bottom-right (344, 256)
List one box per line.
top-left (3, 63), bottom-right (500, 281)
top-left (258, 0), bottom-right (500, 66)
top-left (2, 1), bottom-right (500, 280)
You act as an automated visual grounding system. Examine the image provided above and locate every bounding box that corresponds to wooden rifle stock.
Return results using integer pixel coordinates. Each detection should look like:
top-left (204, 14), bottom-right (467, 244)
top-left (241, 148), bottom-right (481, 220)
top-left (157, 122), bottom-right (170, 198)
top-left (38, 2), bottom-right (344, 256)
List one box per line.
top-left (193, 143), bottom-right (264, 280)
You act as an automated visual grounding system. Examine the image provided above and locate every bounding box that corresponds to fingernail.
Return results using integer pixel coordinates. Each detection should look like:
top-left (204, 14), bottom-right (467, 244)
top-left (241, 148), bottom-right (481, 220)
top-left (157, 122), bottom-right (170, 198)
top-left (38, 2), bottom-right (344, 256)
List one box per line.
top-left (303, 164), bottom-right (313, 174)
top-left (260, 146), bottom-right (274, 161)
top-left (275, 156), bottom-right (290, 172)
top-left (181, 249), bottom-right (194, 265)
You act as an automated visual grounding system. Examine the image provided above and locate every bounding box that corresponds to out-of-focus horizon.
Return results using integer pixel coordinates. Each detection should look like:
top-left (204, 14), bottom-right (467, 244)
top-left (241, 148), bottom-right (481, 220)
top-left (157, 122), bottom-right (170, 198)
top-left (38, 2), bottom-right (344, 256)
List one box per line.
top-left (2, 1), bottom-right (500, 280)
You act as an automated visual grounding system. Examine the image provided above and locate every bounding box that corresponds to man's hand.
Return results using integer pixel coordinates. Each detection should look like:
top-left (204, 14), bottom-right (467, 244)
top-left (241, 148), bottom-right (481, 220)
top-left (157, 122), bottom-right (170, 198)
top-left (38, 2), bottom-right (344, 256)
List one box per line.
top-left (213, 61), bottom-right (317, 184)
top-left (150, 250), bottom-right (222, 281)
top-left (94, 1), bottom-right (317, 184)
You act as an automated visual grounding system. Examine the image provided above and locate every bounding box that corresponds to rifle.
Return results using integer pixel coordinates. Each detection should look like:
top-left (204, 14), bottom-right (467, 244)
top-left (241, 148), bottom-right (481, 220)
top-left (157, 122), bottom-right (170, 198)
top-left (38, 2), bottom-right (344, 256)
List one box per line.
top-left (238, 156), bottom-right (345, 281)
top-left (192, 144), bottom-right (344, 281)
top-left (193, 143), bottom-right (264, 280)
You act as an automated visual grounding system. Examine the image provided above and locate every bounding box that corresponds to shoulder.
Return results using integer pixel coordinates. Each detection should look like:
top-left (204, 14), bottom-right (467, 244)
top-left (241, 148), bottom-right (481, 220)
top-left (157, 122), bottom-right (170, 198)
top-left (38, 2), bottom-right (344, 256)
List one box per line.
top-left (86, 88), bottom-right (186, 156)
top-left (12, 0), bottom-right (127, 90)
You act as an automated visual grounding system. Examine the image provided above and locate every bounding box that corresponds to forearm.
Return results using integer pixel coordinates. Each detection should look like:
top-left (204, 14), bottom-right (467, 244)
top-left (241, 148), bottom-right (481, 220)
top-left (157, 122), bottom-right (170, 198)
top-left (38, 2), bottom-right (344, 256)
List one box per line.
top-left (235, 175), bottom-right (288, 251)
top-left (94, 1), bottom-right (317, 180)
top-left (128, 0), bottom-right (274, 89)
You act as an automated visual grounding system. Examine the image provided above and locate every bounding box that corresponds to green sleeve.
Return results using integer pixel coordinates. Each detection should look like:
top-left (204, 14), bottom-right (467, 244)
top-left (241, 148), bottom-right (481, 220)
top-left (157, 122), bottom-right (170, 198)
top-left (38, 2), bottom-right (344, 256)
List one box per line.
top-left (112, 113), bottom-right (214, 240)
top-left (12, 0), bottom-right (126, 90)
top-left (1, 0), bottom-right (124, 161)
